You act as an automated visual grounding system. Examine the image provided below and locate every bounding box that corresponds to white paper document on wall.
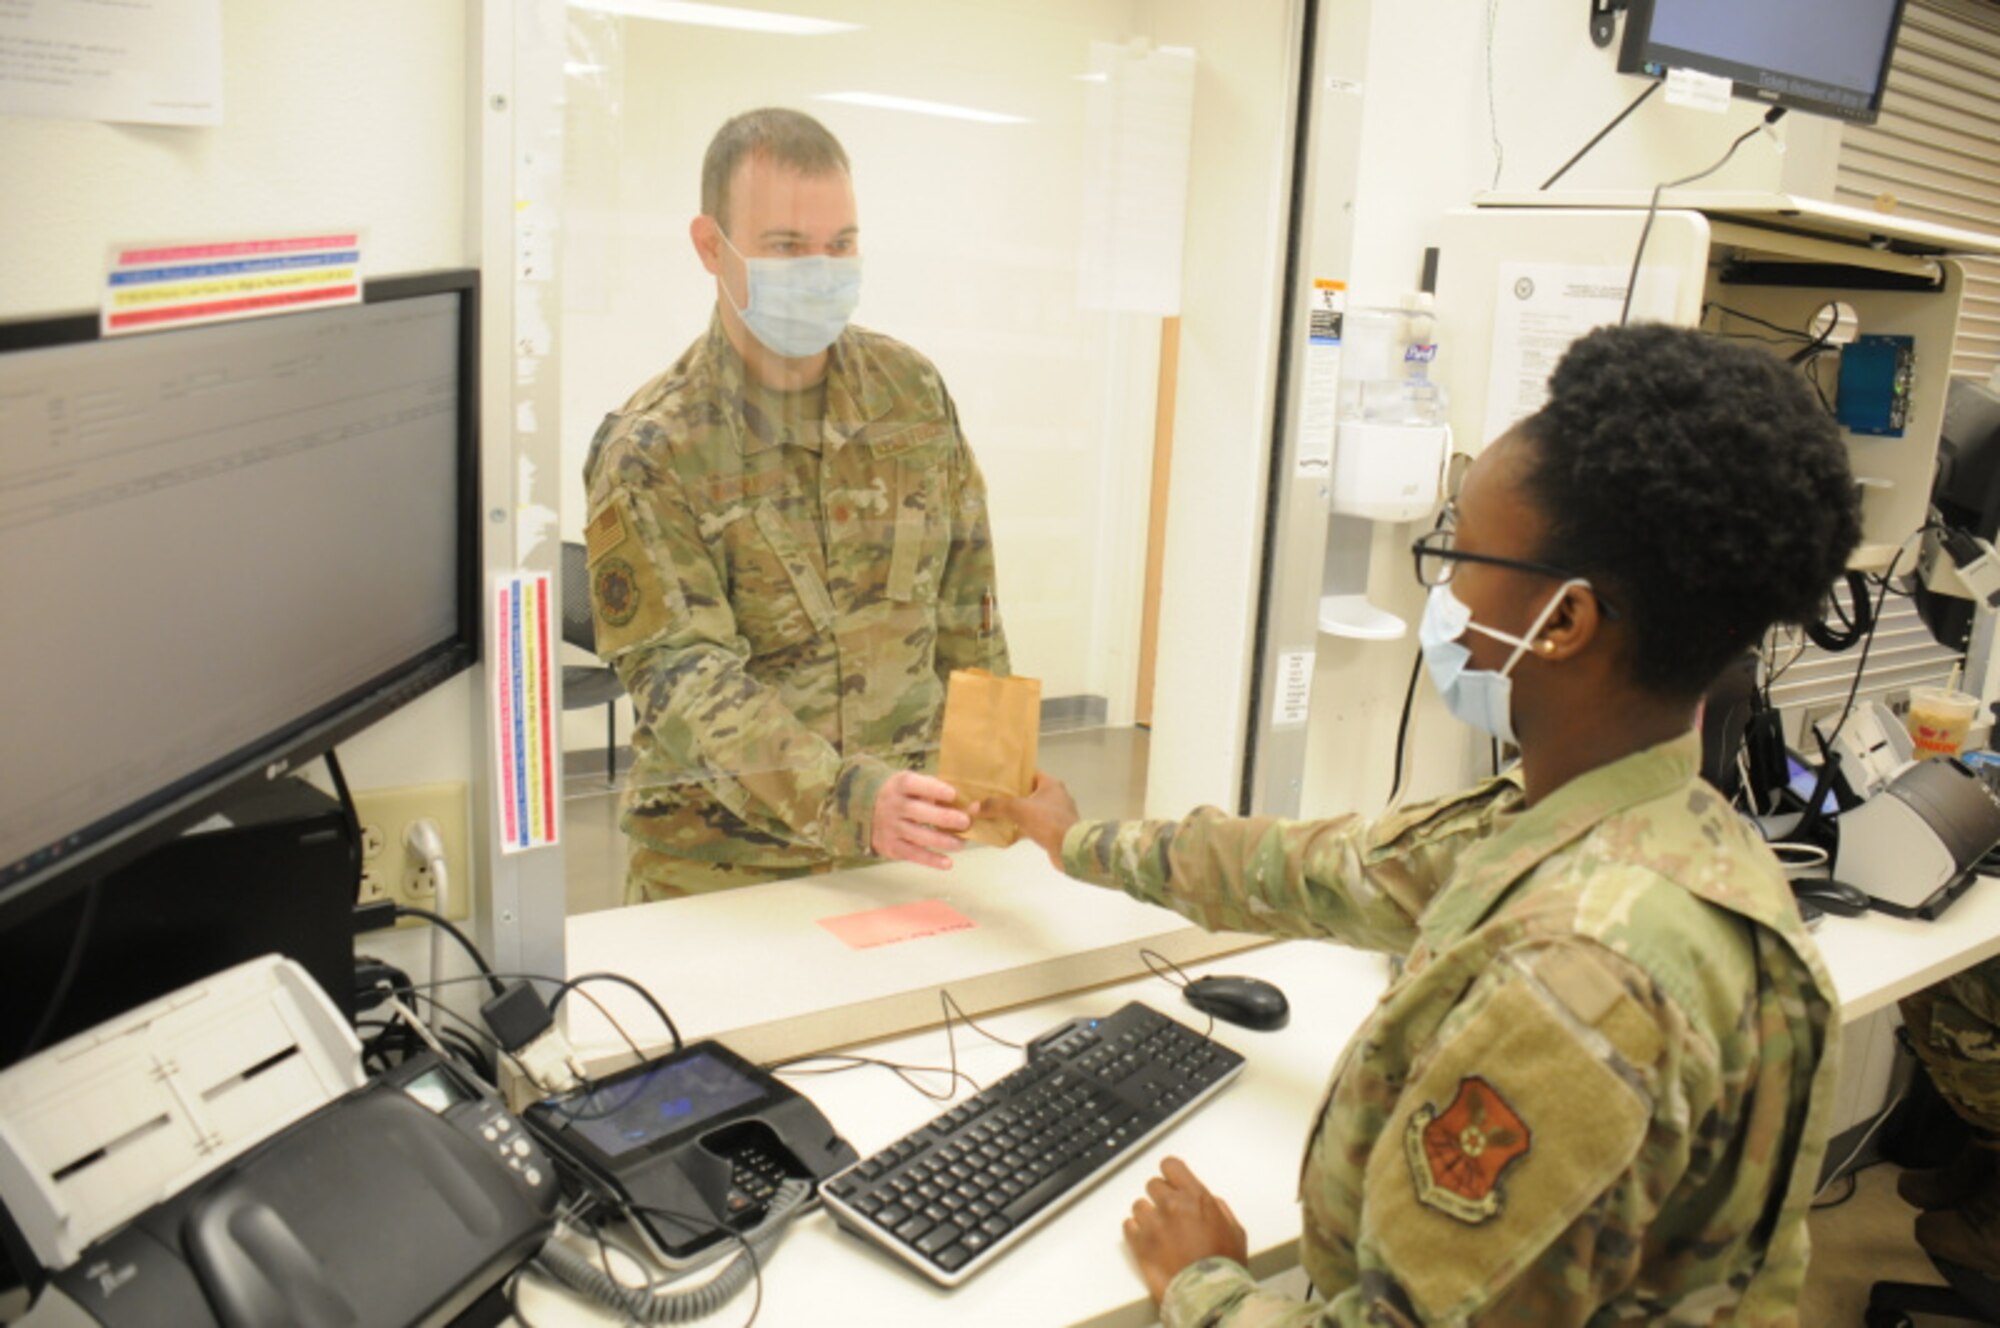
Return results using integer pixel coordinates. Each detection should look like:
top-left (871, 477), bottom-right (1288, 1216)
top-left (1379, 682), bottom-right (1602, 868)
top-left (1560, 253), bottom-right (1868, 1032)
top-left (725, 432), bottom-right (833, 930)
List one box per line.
top-left (1296, 280), bottom-right (1344, 477)
top-left (1480, 262), bottom-right (1680, 445)
top-left (0, 0), bottom-right (223, 125)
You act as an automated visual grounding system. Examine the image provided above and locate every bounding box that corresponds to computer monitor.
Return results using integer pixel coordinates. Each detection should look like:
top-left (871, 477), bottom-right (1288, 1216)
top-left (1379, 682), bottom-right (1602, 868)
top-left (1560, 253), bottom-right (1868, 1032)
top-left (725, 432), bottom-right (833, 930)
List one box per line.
top-left (0, 270), bottom-right (481, 932)
top-left (1917, 376), bottom-right (2000, 651)
top-left (1618, 0), bottom-right (1909, 125)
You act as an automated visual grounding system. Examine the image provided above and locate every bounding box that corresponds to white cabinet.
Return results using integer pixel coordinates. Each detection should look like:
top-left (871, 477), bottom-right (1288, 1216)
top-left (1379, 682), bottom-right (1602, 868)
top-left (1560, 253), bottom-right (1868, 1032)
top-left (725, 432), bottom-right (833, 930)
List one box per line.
top-left (1435, 192), bottom-right (2000, 568)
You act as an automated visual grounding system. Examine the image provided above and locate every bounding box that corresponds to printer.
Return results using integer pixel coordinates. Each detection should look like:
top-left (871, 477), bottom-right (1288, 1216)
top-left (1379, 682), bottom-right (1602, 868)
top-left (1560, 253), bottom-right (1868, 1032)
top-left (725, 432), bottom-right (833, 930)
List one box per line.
top-left (1833, 756), bottom-right (2000, 919)
top-left (0, 957), bottom-right (556, 1327)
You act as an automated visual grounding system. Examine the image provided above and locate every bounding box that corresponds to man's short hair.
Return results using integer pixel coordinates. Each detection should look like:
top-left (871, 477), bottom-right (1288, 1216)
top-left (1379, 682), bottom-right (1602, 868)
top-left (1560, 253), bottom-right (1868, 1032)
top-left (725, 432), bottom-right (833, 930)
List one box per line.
top-left (701, 108), bottom-right (851, 236)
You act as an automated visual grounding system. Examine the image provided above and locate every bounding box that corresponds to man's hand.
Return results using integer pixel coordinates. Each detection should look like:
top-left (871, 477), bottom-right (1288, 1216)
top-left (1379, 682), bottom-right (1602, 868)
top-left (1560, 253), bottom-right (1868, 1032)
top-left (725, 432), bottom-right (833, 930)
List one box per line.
top-left (1124, 1157), bottom-right (1248, 1306)
top-left (871, 771), bottom-right (971, 870)
top-left (977, 772), bottom-right (1081, 871)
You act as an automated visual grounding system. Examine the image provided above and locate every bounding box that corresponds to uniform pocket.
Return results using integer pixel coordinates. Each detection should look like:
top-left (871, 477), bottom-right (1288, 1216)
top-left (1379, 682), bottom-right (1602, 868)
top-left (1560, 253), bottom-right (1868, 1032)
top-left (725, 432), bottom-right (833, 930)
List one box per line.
top-left (744, 501), bottom-right (835, 642)
top-left (886, 461), bottom-right (948, 603)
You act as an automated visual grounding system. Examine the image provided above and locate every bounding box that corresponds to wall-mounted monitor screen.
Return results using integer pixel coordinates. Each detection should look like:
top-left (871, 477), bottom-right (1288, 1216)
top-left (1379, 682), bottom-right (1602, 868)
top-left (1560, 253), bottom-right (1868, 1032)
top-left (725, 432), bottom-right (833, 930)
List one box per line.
top-left (0, 271), bottom-right (481, 924)
top-left (1618, 0), bottom-right (1909, 125)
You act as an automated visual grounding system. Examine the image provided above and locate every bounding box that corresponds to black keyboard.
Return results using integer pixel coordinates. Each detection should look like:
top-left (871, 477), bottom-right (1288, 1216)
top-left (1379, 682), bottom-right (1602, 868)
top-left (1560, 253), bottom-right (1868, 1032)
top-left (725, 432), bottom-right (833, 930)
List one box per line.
top-left (819, 1001), bottom-right (1244, 1286)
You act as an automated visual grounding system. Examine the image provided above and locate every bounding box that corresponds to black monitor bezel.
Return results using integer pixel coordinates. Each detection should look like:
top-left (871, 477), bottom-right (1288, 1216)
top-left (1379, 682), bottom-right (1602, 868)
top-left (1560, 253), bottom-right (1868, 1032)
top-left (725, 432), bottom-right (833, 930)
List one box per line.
top-left (1616, 0), bottom-right (1909, 126)
top-left (0, 269), bottom-right (483, 929)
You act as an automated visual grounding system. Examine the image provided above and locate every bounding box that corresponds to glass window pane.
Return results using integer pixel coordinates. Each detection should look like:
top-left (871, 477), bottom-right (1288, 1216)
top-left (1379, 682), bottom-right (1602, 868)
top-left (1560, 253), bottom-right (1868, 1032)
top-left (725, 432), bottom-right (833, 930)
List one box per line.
top-left (548, 1), bottom-right (1303, 912)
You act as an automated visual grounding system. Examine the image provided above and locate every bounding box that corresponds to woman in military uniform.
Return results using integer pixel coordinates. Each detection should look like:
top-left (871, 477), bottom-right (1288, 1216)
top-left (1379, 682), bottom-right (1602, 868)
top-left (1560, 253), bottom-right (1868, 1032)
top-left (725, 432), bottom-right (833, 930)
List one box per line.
top-left (990, 323), bottom-right (1860, 1324)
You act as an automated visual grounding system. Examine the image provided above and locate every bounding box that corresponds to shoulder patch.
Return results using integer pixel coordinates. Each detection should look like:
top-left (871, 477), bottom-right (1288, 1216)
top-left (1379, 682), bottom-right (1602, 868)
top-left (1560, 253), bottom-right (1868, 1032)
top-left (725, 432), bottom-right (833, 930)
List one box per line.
top-left (1365, 971), bottom-right (1650, 1322)
top-left (1404, 1076), bottom-right (1532, 1223)
top-left (592, 556), bottom-right (641, 628)
top-left (586, 501), bottom-right (628, 564)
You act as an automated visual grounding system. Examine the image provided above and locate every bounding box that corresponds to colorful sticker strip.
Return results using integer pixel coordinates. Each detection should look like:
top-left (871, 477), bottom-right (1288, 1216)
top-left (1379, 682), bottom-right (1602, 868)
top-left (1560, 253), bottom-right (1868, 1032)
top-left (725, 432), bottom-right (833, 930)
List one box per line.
top-left (102, 233), bottom-right (363, 336)
top-left (494, 572), bottom-right (560, 854)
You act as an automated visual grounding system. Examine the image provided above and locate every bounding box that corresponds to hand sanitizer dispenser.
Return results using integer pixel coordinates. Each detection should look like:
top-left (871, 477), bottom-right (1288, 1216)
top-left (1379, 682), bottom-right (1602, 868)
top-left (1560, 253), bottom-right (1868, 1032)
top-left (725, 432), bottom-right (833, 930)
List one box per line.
top-left (1331, 296), bottom-right (1450, 522)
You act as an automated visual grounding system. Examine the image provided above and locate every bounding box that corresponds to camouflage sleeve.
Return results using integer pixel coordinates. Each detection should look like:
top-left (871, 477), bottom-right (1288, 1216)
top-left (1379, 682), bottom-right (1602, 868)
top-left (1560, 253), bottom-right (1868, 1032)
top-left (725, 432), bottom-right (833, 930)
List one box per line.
top-left (1159, 942), bottom-right (1690, 1327)
top-left (931, 392), bottom-right (1010, 679)
top-left (585, 420), bottom-right (891, 857)
top-left (1337, 943), bottom-right (1683, 1326)
top-left (1056, 784), bottom-right (1518, 954)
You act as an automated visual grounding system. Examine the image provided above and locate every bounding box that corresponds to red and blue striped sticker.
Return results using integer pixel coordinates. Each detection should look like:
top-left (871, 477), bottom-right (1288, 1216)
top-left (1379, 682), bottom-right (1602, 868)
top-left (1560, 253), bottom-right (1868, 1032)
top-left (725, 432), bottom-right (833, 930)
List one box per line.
top-left (494, 573), bottom-right (559, 854)
top-left (102, 233), bottom-right (363, 336)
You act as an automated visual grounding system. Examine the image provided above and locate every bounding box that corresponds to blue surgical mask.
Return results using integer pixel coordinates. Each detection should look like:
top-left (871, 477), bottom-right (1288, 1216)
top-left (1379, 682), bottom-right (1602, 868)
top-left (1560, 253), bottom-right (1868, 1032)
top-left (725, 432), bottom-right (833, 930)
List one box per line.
top-left (1417, 579), bottom-right (1583, 744)
top-left (719, 231), bottom-right (862, 359)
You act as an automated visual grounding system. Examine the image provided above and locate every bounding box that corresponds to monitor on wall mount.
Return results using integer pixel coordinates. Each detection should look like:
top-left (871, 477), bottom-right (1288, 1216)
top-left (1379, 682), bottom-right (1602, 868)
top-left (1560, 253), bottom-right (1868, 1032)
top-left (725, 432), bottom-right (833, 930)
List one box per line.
top-left (1617, 0), bottom-right (1909, 125)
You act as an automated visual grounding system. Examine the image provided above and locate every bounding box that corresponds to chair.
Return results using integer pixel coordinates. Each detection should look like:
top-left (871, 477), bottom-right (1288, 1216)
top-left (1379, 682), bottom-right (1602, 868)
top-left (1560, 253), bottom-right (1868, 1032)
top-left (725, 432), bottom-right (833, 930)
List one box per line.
top-left (561, 541), bottom-right (627, 788)
top-left (1867, 1257), bottom-right (2000, 1326)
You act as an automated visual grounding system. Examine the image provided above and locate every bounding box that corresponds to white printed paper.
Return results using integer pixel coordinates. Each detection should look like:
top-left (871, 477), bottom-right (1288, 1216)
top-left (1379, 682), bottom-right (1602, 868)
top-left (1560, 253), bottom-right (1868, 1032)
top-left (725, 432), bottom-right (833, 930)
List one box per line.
top-left (1273, 649), bottom-right (1315, 729)
top-left (1664, 66), bottom-right (1733, 115)
top-left (0, 0), bottom-right (223, 125)
top-left (1481, 263), bottom-right (1680, 445)
top-left (1297, 281), bottom-right (1344, 477)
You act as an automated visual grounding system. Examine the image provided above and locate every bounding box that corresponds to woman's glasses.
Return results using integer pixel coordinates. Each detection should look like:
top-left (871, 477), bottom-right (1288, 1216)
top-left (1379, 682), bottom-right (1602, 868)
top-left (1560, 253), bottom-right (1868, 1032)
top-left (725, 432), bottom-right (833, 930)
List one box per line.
top-left (1409, 523), bottom-right (1620, 618)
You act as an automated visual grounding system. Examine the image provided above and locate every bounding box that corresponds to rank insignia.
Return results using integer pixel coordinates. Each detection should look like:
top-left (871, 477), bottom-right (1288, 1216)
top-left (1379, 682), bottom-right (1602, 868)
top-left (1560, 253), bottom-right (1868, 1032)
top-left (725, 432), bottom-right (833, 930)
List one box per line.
top-left (593, 556), bottom-right (640, 628)
top-left (1403, 1075), bottom-right (1531, 1224)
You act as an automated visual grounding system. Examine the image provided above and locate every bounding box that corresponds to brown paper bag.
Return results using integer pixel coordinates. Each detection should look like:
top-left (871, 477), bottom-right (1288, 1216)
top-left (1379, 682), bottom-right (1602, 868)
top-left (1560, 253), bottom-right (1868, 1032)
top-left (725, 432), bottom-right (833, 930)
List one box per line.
top-left (938, 669), bottom-right (1041, 847)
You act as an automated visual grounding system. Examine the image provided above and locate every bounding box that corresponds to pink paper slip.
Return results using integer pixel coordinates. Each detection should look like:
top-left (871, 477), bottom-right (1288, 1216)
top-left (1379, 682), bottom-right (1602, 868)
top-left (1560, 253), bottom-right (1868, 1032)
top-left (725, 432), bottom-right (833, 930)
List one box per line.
top-left (818, 899), bottom-right (977, 950)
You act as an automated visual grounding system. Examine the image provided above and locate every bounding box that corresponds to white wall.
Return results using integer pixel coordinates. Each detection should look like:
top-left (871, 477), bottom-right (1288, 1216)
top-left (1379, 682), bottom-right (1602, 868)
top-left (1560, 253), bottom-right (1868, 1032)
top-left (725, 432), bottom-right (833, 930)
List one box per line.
top-left (0, 2), bottom-right (476, 793)
top-left (1, 0), bottom-right (479, 981)
top-left (1299, 0), bottom-right (1844, 817)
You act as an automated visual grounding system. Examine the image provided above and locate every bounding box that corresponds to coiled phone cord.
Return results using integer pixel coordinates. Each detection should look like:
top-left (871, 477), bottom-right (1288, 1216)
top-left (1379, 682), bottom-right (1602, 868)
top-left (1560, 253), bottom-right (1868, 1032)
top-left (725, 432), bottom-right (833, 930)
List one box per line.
top-left (534, 1178), bottom-right (811, 1322)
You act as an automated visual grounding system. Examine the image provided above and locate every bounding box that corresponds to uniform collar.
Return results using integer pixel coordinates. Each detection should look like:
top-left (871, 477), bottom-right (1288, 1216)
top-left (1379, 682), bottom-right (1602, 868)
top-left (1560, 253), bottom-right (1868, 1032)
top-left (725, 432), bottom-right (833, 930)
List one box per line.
top-left (1421, 732), bottom-right (1705, 950)
top-left (702, 312), bottom-right (895, 456)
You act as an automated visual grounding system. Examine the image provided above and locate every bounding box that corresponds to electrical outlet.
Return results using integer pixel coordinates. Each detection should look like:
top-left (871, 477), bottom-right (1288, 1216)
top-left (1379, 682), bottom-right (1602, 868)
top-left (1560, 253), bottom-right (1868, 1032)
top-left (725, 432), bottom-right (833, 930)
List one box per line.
top-left (350, 782), bottom-right (470, 924)
top-left (358, 867), bottom-right (392, 905)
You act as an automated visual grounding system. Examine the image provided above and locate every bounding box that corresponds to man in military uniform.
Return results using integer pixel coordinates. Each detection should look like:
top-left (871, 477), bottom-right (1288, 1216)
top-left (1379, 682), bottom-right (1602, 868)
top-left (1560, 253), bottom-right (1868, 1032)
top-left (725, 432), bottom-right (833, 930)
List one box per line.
top-left (583, 108), bottom-right (1009, 903)
top-left (1896, 956), bottom-right (2000, 1273)
top-left (989, 325), bottom-right (1857, 1322)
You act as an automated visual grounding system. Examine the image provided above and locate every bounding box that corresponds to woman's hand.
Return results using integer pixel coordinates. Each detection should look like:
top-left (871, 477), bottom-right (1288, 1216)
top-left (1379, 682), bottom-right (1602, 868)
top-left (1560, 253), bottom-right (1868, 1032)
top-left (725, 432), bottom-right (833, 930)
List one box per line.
top-left (1124, 1157), bottom-right (1248, 1305)
top-left (975, 771), bottom-right (1080, 871)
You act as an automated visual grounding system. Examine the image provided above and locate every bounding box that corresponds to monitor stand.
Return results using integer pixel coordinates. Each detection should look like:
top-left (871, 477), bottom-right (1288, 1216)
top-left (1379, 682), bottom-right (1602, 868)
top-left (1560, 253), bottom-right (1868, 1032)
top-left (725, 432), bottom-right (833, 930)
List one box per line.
top-left (0, 777), bottom-right (358, 1067)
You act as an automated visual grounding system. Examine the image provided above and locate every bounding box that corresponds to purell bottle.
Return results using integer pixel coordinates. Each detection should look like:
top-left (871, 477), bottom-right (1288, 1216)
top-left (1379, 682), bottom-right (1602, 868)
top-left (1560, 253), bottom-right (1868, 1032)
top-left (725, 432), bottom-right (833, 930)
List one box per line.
top-left (1331, 292), bottom-right (1450, 522)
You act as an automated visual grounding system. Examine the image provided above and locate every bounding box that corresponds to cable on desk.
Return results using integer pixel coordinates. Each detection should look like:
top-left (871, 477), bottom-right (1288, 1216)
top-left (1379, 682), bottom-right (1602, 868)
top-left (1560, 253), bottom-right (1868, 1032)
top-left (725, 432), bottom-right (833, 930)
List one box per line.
top-left (399, 989), bottom-right (536, 1084)
top-left (402, 970), bottom-right (649, 1068)
top-left (532, 1189), bottom-right (795, 1326)
top-left (938, 988), bottom-right (1022, 1051)
top-left (767, 1050), bottom-right (977, 1103)
top-left (1138, 948), bottom-right (1216, 1042)
top-left (549, 971), bottom-right (682, 1052)
top-left (391, 904), bottom-right (506, 999)
top-left (1768, 843), bottom-right (1830, 872)
top-left (502, 1268), bottom-right (547, 1328)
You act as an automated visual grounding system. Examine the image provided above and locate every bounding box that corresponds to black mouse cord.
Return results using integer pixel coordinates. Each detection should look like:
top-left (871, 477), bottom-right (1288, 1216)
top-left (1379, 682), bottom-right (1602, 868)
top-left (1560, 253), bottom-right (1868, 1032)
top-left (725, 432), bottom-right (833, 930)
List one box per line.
top-left (1137, 948), bottom-right (1216, 1043)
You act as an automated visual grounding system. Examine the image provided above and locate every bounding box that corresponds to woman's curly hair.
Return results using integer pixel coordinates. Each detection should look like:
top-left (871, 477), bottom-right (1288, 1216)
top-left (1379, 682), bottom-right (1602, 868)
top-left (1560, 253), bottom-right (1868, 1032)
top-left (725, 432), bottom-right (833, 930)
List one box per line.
top-left (1519, 323), bottom-right (1862, 699)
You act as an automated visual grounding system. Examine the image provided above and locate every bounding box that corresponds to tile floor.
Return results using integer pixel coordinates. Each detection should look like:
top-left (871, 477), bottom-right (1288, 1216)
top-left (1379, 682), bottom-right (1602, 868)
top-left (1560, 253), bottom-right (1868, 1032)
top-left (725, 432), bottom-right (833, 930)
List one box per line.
top-left (557, 727), bottom-right (1967, 1320)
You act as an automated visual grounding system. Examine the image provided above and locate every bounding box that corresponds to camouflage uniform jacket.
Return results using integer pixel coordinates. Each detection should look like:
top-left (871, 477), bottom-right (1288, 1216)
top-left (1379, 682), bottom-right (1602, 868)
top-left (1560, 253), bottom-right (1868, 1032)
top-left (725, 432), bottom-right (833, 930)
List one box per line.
top-left (582, 315), bottom-right (1009, 894)
top-left (1061, 734), bottom-right (1838, 1325)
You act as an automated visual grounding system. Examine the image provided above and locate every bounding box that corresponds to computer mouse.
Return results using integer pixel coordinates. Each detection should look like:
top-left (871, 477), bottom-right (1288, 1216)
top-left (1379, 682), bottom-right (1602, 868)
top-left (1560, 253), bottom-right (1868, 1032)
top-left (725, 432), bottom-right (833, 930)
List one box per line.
top-left (1791, 877), bottom-right (1871, 917)
top-left (1182, 975), bottom-right (1290, 1031)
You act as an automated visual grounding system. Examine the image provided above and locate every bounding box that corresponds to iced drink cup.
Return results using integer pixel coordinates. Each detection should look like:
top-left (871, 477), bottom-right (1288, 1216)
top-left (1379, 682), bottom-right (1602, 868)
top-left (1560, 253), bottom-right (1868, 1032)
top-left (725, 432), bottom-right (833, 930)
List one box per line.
top-left (1907, 686), bottom-right (1981, 759)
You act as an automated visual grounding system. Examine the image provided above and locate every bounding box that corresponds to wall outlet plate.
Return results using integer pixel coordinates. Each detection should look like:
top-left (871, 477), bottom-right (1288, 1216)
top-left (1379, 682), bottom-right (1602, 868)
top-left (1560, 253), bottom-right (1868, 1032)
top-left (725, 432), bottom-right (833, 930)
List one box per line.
top-left (352, 782), bottom-right (470, 923)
